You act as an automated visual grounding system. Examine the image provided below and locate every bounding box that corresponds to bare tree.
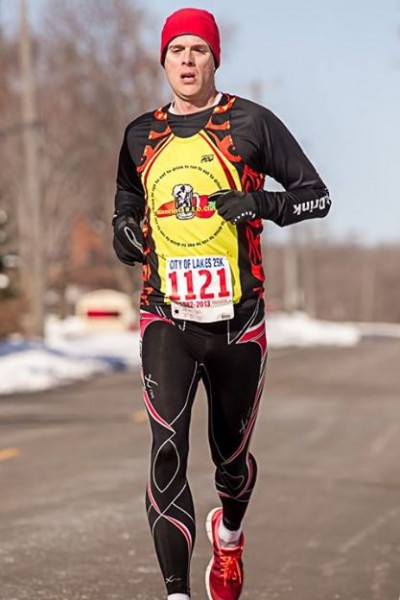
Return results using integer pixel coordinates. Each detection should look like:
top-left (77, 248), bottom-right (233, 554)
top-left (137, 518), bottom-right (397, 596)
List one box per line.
top-left (37, 0), bottom-right (163, 279)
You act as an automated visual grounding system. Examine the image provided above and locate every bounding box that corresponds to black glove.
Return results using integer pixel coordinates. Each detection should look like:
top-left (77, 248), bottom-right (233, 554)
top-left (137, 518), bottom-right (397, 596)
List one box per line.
top-left (112, 212), bottom-right (144, 266)
top-left (212, 190), bottom-right (259, 225)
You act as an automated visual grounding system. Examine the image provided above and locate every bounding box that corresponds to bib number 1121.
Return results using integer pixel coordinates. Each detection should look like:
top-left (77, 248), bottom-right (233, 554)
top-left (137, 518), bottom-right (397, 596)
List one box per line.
top-left (166, 256), bottom-right (233, 306)
top-left (168, 267), bottom-right (230, 301)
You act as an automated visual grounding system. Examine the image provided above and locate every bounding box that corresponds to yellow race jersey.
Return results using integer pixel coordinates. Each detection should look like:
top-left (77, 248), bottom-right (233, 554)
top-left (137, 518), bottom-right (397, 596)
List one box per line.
top-left (137, 96), bottom-right (265, 308)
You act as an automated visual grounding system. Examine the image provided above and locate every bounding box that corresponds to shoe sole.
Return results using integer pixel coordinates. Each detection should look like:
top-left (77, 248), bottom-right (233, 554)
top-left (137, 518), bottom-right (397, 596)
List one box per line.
top-left (205, 507), bottom-right (222, 600)
top-left (206, 507), bottom-right (221, 544)
top-left (205, 557), bottom-right (213, 600)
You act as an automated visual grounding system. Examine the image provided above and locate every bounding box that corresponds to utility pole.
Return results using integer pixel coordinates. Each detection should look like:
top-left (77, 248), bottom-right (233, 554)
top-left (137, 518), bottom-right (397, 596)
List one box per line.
top-left (360, 246), bottom-right (375, 322)
top-left (283, 227), bottom-right (300, 313)
top-left (302, 223), bottom-right (318, 318)
top-left (18, 0), bottom-right (45, 337)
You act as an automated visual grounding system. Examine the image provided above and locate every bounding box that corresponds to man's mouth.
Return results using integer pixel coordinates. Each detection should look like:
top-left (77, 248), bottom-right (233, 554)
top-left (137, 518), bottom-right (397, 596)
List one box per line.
top-left (180, 72), bottom-right (196, 81)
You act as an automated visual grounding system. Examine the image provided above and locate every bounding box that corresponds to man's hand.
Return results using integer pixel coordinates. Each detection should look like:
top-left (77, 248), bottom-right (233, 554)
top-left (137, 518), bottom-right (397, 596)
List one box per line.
top-left (112, 212), bottom-right (144, 266)
top-left (212, 190), bottom-right (259, 225)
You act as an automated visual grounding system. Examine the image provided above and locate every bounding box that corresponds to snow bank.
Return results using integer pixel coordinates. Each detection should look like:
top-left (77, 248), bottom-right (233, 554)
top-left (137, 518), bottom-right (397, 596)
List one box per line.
top-left (267, 311), bottom-right (361, 348)
top-left (45, 315), bottom-right (141, 369)
top-left (0, 348), bottom-right (112, 394)
top-left (0, 316), bottom-right (141, 395)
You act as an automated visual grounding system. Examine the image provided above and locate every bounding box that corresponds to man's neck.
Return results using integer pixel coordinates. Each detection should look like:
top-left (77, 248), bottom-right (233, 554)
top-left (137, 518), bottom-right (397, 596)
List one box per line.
top-left (170, 91), bottom-right (221, 115)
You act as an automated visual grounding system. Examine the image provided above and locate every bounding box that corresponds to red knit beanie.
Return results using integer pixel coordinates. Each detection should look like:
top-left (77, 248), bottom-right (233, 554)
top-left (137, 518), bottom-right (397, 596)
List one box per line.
top-left (160, 8), bottom-right (221, 68)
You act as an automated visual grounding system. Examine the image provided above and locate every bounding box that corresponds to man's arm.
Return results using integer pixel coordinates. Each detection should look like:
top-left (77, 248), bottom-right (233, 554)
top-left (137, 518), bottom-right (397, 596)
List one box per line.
top-left (216, 101), bottom-right (331, 227)
top-left (112, 128), bottom-right (146, 265)
top-left (253, 107), bottom-right (331, 226)
top-left (114, 128), bottom-right (146, 221)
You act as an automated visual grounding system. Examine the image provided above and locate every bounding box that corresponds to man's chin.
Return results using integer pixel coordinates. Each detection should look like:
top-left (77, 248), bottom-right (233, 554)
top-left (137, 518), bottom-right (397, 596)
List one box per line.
top-left (178, 87), bottom-right (199, 99)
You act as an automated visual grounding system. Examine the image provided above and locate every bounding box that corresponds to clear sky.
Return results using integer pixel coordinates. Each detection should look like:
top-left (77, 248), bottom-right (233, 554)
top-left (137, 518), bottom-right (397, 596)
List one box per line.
top-left (2, 0), bottom-right (400, 244)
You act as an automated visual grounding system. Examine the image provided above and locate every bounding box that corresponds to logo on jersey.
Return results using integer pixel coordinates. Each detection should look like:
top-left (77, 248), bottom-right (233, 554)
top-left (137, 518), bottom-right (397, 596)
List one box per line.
top-left (293, 193), bottom-right (331, 217)
top-left (201, 154), bottom-right (214, 163)
top-left (155, 184), bottom-right (216, 220)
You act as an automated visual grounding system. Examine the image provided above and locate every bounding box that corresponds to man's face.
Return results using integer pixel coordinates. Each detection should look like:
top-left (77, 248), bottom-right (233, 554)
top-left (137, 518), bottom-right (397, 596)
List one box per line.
top-left (164, 34), bottom-right (216, 102)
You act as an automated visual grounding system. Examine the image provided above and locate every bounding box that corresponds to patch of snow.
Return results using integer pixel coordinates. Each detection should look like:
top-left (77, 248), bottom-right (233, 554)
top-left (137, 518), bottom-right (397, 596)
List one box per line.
top-left (267, 311), bottom-right (361, 348)
top-left (0, 349), bottom-right (111, 394)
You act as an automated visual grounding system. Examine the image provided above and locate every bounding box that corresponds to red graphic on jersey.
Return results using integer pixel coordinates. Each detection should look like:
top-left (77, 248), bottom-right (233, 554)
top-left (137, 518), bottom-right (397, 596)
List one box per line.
top-left (242, 163), bottom-right (265, 194)
top-left (246, 220), bottom-right (264, 284)
top-left (241, 164), bottom-right (265, 290)
top-left (155, 184), bottom-right (216, 220)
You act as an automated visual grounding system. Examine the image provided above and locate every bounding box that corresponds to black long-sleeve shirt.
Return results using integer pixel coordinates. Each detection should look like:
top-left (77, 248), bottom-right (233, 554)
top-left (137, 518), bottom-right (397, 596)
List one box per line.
top-left (114, 93), bottom-right (330, 307)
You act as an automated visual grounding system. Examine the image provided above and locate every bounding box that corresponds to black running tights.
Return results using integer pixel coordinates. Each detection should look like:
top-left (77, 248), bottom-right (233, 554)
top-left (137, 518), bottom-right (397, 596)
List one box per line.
top-left (140, 301), bottom-right (267, 596)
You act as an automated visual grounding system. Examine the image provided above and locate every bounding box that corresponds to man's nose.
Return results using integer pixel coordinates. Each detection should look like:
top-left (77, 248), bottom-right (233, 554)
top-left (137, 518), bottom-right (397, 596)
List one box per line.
top-left (182, 48), bottom-right (194, 65)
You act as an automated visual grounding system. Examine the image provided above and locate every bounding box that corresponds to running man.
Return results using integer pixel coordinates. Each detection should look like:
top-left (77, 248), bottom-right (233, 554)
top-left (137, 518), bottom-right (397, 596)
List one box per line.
top-left (112, 8), bottom-right (331, 600)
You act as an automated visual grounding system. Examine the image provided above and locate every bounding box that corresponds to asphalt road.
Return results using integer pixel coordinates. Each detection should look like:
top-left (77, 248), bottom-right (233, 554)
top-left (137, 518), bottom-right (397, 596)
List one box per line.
top-left (1, 341), bottom-right (400, 600)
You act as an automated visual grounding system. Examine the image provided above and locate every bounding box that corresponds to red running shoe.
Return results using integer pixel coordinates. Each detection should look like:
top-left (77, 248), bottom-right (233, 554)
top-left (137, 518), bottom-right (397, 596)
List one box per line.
top-left (205, 507), bottom-right (244, 600)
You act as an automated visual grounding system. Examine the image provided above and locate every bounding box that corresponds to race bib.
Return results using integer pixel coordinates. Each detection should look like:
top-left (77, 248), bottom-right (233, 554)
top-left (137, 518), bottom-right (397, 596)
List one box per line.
top-left (166, 256), bottom-right (234, 323)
